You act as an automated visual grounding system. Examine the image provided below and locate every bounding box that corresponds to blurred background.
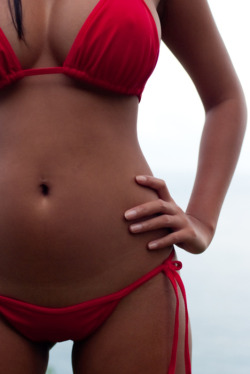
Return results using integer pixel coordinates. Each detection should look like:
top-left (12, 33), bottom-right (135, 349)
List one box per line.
top-left (47, 0), bottom-right (250, 373)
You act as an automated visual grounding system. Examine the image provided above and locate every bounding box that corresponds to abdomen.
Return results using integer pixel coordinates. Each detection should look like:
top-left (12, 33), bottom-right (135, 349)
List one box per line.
top-left (0, 80), bottom-right (172, 307)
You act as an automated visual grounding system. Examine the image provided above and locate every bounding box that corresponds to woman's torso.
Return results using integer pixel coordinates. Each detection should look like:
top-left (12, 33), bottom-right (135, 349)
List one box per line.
top-left (0, 0), bottom-right (172, 307)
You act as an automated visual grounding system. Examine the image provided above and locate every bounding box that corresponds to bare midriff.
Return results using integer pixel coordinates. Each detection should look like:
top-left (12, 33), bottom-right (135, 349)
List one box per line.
top-left (0, 0), bottom-right (172, 308)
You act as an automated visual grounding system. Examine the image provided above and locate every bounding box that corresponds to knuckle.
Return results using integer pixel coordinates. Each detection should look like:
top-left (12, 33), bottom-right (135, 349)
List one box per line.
top-left (158, 178), bottom-right (166, 187)
top-left (162, 215), bottom-right (170, 225)
top-left (171, 232), bottom-right (179, 243)
top-left (158, 199), bottom-right (166, 209)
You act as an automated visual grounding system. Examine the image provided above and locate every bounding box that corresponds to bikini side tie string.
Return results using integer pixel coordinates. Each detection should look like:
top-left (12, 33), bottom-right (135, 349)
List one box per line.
top-left (163, 257), bottom-right (192, 374)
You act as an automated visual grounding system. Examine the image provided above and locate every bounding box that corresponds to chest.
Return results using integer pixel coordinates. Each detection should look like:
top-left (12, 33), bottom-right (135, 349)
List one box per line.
top-left (0, 0), bottom-right (161, 69)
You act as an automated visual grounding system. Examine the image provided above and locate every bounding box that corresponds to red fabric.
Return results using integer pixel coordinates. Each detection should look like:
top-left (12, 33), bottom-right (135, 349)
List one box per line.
top-left (0, 0), bottom-right (159, 100)
top-left (0, 251), bottom-right (191, 373)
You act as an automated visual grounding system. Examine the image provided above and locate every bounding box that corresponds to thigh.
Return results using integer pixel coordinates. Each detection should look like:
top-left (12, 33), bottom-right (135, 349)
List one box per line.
top-left (72, 273), bottom-right (191, 374)
top-left (0, 315), bottom-right (50, 374)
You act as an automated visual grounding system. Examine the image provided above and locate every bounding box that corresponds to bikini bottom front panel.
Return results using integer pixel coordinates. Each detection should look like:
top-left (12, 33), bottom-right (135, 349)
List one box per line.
top-left (0, 251), bottom-right (191, 373)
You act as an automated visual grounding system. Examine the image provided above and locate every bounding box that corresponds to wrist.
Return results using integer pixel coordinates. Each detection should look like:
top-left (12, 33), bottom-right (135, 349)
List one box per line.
top-left (186, 213), bottom-right (216, 252)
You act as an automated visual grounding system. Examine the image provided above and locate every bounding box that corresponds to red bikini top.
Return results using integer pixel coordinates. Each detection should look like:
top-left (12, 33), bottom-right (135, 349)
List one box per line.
top-left (0, 0), bottom-right (160, 100)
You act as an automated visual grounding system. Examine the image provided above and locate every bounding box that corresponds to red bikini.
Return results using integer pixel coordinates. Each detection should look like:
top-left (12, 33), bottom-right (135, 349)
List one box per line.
top-left (0, 251), bottom-right (191, 374)
top-left (0, 0), bottom-right (159, 100)
top-left (0, 0), bottom-right (191, 372)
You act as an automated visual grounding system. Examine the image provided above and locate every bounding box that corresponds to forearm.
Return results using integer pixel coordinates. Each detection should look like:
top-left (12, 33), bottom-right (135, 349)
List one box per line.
top-left (186, 93), bottom-right (247, 244)
top-left (124, 94), bottom-right (246, 255)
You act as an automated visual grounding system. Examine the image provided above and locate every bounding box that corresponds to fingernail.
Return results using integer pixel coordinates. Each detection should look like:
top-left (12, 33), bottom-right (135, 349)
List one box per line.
top-left (130, 223), bottom-right (142, 232)
top-left (148, 242), bottom-right (158, 250)
top-left (136, 175), bottom-right (147, 182)
top-left (124, 210), bottom-right (137, 219)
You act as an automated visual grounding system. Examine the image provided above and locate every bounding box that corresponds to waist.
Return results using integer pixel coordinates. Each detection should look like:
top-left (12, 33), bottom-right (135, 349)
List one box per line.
top-left (0, 153), bottom-right (172, 306)
top-left (0, 80), bottom-right (174, 306)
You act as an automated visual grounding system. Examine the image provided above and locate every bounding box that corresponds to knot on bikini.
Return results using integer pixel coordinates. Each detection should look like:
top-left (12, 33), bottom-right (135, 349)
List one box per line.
top-left (167, 260), bottom-right (182, 272)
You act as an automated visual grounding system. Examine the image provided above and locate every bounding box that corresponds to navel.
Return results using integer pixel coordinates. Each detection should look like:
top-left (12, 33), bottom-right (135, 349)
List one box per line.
top-left (39, 183), bottom-right (50, 196)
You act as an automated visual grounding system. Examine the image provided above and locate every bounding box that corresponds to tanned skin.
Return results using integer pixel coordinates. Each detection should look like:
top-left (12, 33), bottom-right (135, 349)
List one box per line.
top-left (0, 0), bottom-right (246, 373)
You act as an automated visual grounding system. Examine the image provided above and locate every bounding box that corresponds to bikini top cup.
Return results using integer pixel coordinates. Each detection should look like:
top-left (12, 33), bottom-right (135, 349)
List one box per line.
top-left (0, 0), bottom-right (160, 100)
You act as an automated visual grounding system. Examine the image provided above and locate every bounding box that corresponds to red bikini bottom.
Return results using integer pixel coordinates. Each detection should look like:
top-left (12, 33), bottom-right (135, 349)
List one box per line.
top-left (0, 251), bottom-right (191, 373)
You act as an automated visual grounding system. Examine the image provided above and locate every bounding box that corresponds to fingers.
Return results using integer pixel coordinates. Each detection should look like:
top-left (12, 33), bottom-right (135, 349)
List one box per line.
top-left (124, 174), bottom-right (210, 254)
top-left (129, 215), bottom-right (181, 250)
top-left (129, 214), bottom-right (180, 233)
top-left (128, 212), bottom-right (187, 250)
top-left (125, 175), bottom-right (175, 219)
top-left (135, 175), bottom-right (172, 201)
top-left (124, 199), bottom-right (175, 220)
top-left (147, 230), bottom-right (187, 250)
top-left (124, 174), bottom-right (193, 251)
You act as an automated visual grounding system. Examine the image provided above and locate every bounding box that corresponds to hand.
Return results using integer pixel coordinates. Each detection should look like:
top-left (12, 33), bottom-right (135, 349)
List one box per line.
top-left (124, 175), bottom-right (213, 254)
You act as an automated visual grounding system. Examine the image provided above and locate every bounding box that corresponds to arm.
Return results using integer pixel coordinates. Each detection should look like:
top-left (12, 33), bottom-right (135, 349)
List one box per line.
top-left (160, 0), bottom-right (246, 231)
top-left (125, 0), bottom-right (247, 254)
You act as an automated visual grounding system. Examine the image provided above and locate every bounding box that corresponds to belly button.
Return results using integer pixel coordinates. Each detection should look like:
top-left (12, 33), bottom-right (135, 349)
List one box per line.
top-left (39, 183), bottom-right (50, 196)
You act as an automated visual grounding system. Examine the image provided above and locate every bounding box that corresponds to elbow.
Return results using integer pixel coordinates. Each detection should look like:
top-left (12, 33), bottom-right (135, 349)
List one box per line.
top-left (205, 81), bottom-right (248, 133)
top-left (232, 82), bottom-right (248, 134)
